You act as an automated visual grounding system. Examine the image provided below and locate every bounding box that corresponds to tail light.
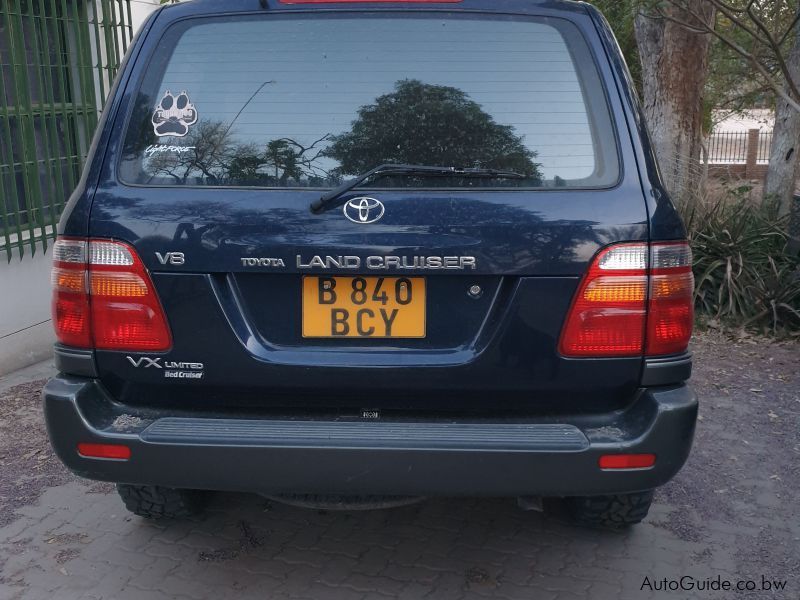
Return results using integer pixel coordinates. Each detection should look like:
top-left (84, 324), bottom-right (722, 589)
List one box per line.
top-left (646, 243), bottom-right (694, 355)
top-left (559, 242), bottom-right (693, 358)
top-left (52, 238), bottom-right (172, 351)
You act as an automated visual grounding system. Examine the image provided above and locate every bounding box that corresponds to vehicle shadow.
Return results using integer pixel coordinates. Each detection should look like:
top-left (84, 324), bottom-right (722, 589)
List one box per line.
top-left (129, 491), bottom-right (641, 598)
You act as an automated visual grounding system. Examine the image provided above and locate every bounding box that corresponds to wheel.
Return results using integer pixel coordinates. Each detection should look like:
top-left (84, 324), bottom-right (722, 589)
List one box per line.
top-left (559, 490), bottom-right (655, 530)
top-left (116, 484), bottom-right (210, 519)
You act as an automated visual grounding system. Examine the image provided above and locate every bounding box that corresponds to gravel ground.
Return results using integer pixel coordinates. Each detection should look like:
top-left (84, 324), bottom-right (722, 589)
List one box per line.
top-left (0, 379), bottom-right (74, 529)
top-left (0, 331), bottom-right (798, 599)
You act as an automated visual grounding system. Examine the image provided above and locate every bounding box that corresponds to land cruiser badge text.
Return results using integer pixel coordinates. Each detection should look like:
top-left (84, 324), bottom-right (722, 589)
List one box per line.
top-left (239, 255), bottom-right (477, 270)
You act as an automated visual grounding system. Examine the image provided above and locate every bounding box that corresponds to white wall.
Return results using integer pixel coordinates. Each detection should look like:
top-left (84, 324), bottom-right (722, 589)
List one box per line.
top-left (0, 1), bottom-right (162, 376)
top-left (0, 243), bottom-right (55, 375)
top-left (131, 0), bottom-right (162, 34)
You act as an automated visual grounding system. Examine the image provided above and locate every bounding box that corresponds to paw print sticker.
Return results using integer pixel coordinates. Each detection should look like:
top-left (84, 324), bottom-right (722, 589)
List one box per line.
top-left (152, 90), bottom-right (198, 137)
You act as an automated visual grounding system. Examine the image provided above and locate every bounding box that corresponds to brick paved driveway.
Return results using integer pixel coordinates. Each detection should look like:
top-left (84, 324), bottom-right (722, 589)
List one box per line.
top-left (1, 332), bottom-right (798, 600)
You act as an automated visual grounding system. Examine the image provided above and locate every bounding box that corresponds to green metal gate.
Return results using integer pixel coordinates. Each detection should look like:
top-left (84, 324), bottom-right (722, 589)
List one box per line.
top-left (1, 0), bottom-right (134, 261)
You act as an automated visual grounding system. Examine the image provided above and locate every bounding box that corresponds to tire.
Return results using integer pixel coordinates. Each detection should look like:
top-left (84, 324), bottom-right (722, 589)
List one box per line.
top-left (116, 484), bottom-right (209, 519)
top-left (559, 490), bottom-right (655, 530)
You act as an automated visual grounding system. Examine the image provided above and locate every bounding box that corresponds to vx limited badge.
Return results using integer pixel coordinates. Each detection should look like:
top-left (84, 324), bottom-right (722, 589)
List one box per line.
top-left (127, 356), bottom-right (204, 380)
top-left (127, 356), bottom-right (162, 369)
top-left (344, 197), bottom-right (385, 224)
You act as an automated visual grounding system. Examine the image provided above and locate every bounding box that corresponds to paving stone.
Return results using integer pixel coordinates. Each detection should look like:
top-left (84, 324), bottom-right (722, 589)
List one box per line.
top-left (6, 335), bottom-right (800, 599)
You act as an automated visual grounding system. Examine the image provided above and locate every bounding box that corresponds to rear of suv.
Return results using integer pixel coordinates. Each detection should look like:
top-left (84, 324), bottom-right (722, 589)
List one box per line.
top-left (43, 0), bottom-right (697, 529)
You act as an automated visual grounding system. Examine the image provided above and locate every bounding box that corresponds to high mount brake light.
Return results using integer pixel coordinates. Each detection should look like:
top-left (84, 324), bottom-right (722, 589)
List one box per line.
top-left (559, 242), bottom-right (694, 358)
top-left (279, 0), bottom-right (461, 3)
top-left (51, 238), bottom-right (172, 351)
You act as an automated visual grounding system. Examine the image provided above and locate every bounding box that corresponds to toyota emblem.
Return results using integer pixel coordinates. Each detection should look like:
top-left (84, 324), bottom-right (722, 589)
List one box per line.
top-left (343, 197), bottom-right (385, 224)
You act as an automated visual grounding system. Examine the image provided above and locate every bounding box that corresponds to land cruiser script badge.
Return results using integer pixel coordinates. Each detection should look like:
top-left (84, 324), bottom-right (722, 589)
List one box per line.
top-left (152, 90), bottom-right (198, 137)
top-left (344, 197), bottom-right (385, 224)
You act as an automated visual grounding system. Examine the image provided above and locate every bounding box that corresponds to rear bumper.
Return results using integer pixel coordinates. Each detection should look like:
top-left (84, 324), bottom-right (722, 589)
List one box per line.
top-left (43, 376), bottom-right (697, 497)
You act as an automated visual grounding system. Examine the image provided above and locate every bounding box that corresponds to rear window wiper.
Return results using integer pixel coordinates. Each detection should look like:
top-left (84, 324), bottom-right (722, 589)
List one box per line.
top-left (310, 163), bottom-right (527, 213)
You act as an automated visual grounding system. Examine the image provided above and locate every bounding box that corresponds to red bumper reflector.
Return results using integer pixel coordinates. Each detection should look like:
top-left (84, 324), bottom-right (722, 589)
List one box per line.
top-left (77, 443), bottom-right (131, 460)
top-left (598, 453), bottom-right (656, 469)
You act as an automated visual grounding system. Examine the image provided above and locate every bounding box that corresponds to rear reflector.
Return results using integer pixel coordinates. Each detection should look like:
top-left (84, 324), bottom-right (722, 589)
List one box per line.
top-left (77, 443), bottom-right (131, 460)
top-left (598, 454), bottom-right (656, 469)
top-left (51, 238), bottom-right (172, 351)
top-left (559, 242), bottom-right (694, 358)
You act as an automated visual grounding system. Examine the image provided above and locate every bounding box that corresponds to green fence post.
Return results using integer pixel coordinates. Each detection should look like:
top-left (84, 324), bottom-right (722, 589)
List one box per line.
top-left (0, 0), bottom-right (133, 260)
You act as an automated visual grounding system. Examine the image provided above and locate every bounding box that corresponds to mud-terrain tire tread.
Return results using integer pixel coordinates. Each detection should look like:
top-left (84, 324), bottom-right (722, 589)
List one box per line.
top-left (116, 484), bottom-right (208, 519)
top-left (563, 490), bottom-right (654, 529)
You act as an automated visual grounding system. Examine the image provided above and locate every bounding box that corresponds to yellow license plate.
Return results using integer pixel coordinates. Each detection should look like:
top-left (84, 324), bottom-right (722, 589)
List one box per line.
top-left (302, 276), bottom-right (426, 338)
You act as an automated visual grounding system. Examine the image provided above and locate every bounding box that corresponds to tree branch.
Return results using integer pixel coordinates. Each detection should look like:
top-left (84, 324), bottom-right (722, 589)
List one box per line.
top-left (745, 3), bottom-right (800, 101)
top-left (648, 1), bottom-right (800, 112)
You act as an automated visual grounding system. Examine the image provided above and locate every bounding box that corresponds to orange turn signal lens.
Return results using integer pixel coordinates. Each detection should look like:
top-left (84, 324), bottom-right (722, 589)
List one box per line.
top-left (51, 267), bottom-right (86, 293)
top-left (650, 272), bottom-right (694, 298)
top-left (583, 276), bottom-right (647, 303)
top-left (90, 272), bottom-right (149, 297)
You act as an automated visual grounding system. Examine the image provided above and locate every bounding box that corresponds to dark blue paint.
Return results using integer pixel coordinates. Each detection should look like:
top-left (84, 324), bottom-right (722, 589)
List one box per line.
top-left (59, 0), bottom-right (687, 413)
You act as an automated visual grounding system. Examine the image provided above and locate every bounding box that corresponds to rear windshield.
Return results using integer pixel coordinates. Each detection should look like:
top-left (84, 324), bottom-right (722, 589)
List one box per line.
top-left (119, 13), bottom-right (619, 189)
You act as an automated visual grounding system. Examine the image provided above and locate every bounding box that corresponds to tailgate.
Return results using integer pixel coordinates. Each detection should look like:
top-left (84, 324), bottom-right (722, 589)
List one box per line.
top-left (91, 187), bottom-right (648, 412)
top-left (90, 7), bottom-right (648, 413)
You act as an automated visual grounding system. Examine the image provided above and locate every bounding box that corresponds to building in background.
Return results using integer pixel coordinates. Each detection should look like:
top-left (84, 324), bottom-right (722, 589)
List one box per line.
top-left (131, 0), bottom-right (160, 32)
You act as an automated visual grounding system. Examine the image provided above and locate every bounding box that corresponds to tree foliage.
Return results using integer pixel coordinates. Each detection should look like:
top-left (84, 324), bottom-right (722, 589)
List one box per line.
top-left (643, 0), bottom-right (800, 112)
top-left (589, 0), bottom-right (643, 94)
top-left (326, 79), bottom-right (541, 179)
top-left (589, 0), bottom-right (800, 118)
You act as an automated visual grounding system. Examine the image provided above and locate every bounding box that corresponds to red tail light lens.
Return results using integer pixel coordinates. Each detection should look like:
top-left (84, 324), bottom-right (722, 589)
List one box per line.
top-left (559, 242), bottom-right (693, 358)
top-left (646, 243), bottom-right (694, 356)
top-left (52, 239), bottom-right (91, 347)
top-left (559, 244), bottom-right (648, 357)
top-left (51, 238), bottom-right (172, 351)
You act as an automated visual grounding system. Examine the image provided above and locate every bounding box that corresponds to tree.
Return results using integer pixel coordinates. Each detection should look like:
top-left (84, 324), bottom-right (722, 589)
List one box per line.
top-left (646, 0), bottom-right (800, 222)
top-left (651, 0), bottom-right (799, 111)
top-left (634, 1), bottom-right (717, 203)
top-left (326, 79), bottom-right (541, 180)
top-left (146, 120), bottom-right (234, 184)
top-left (262, 135), bottom-right (332, 185)
top-left (765, 13), bottom-right (800, 221)
top-left (590, 0), bottom-right (642, 94)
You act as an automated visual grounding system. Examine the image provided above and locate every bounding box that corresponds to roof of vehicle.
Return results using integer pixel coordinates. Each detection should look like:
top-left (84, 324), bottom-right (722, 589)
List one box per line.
top-left (156, 0), bottom-right (592, 18)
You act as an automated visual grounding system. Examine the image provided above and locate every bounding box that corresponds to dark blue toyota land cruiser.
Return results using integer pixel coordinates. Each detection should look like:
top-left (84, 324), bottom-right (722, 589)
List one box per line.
top-left (43, 0), bottom-right (697, 529)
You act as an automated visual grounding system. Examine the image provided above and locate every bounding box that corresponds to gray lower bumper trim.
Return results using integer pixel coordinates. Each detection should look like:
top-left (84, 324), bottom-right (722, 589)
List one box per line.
top-left (141, 418), bottom-right (589, 451)
top-left (43, 376), bottom-right (698, 497)
top-left (642, 352), bottom-right (692, 386)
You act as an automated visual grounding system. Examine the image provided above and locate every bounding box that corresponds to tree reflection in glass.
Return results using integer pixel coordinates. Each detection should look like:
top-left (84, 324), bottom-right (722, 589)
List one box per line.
top-left (142, 79), bottom-right (541, 188)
